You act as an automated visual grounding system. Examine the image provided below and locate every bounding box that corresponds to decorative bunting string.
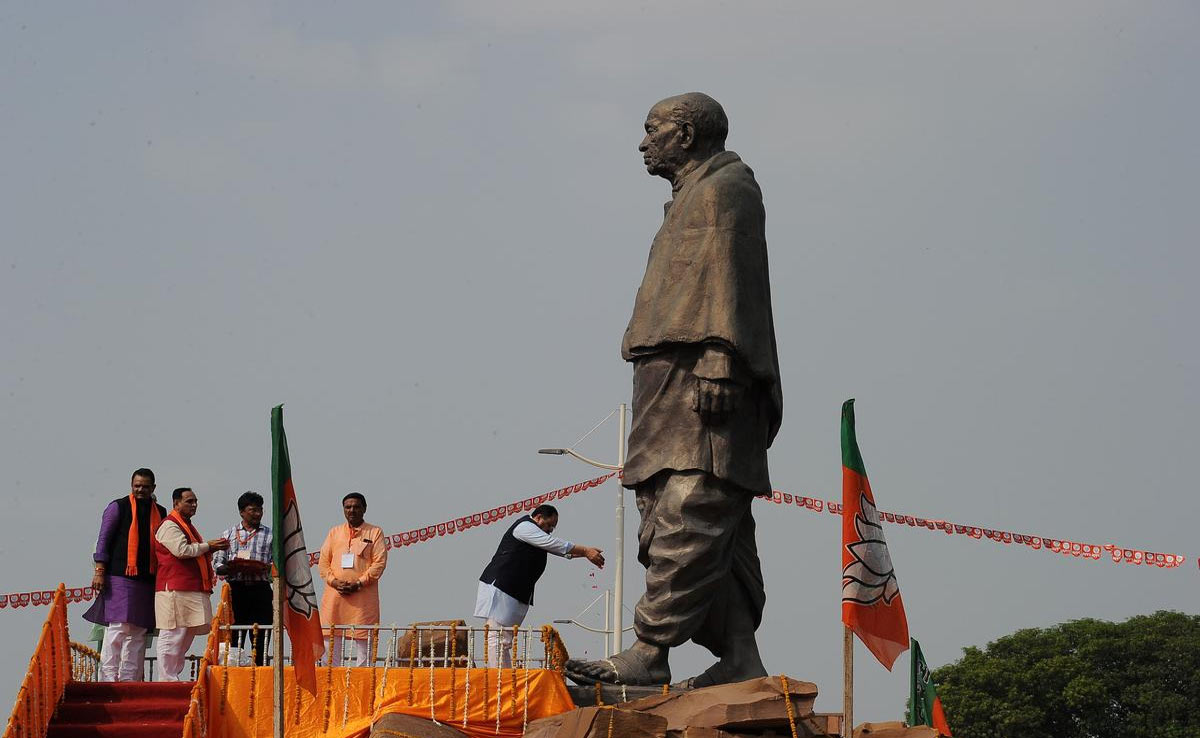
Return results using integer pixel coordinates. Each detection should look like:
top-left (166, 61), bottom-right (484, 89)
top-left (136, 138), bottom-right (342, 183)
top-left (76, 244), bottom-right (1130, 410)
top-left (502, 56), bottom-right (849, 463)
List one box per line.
top-left (4, 472), bottom-right (1192, 612)
top-left (762, 490), bottom-right (1189, 569)
top-left (2, 473), bottom-right (617, 612)
top-left (304, 471), bottom-right (617, 565)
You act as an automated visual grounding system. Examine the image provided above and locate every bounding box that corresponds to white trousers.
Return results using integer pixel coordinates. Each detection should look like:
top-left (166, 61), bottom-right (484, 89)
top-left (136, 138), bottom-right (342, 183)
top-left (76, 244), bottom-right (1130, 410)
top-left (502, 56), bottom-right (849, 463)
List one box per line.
top-left (484, 619), bottom-right (517, 669)
top-left (156, 627), bottom-right (198, 681)
top-left (326, 637), bottom-right (371, 667)
top-left (99, 622), bottom-right (147, 682)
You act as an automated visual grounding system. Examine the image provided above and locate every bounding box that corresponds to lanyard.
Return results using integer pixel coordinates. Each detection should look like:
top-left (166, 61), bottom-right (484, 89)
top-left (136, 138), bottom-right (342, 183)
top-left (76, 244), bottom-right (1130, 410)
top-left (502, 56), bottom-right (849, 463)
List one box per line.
top-left (236, 525), bottom-right (260, 546)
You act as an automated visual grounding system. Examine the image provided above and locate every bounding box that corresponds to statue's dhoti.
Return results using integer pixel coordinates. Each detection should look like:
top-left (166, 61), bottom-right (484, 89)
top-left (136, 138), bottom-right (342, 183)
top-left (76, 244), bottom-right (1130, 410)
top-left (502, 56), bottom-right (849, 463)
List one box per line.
top-left (624, 347), bottom-right (769, 655)
top-left (634, 470), bottom-right (765, 654)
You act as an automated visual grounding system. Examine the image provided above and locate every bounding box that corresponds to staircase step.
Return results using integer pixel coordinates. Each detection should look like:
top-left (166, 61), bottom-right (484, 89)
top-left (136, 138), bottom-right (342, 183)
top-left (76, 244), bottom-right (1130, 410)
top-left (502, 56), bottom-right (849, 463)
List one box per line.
top-left (49, 681), bottom-right (194, 738)
top-left (55, 698), bottom-right (189, 724)
top-left (47, 720), bottom-right (183, 738)
top-left (63, 681), bottom-right (194, 701)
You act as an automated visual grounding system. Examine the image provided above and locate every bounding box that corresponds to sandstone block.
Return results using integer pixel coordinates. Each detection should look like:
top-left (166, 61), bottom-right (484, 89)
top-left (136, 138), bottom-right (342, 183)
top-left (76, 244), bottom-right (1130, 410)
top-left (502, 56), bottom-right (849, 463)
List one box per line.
top-left (524, 705), bottom-right (668, 738)
top-left (623, 676), bottom-right (819, 733)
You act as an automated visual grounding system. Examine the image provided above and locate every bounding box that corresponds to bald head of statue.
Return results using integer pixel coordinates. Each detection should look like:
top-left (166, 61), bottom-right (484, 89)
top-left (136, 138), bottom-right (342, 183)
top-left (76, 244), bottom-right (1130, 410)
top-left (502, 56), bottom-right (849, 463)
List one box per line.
top-left (639, 93), bottom-right (729, 184)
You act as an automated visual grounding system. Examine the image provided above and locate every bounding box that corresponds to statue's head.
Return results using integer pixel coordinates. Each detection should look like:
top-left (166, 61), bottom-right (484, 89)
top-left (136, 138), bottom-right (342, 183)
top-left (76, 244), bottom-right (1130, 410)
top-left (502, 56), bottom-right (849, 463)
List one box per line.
top-left (639, 93), bottom-right (728, 180)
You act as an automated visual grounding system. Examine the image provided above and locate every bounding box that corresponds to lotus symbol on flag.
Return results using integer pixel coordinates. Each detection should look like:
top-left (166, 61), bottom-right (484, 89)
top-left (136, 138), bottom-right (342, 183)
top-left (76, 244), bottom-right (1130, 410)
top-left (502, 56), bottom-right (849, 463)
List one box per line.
top-left (842, 493), bottom-right (900, 606)
top-left (281, 500), bottom-right (319, 618)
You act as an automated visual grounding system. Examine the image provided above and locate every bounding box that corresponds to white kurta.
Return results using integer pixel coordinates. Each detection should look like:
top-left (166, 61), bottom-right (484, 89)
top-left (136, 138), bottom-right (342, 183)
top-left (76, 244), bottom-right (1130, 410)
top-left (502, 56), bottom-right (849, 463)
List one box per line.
top-left (474, 521), bottom-right (573, 626)
top-left (153, 522), bottom-right (213, 632)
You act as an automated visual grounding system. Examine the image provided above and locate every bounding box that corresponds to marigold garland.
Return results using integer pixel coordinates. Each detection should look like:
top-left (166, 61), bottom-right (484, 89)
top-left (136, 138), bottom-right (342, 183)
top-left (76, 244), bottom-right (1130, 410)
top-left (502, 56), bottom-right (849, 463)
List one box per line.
top-left (510, 625), bottom-right (519, 717)
top-left (482, 623), bottom-right (490, 721)
top-left (522, 631), bottom-right (531, 735)
top-left (47, 621), bottom-right (58, 703)
top-left (407, 634), bottom-right (417, 703)
top-left (219, 624), bottom-right (230, 716)
top-left (248, 625), bottom-right (259, 720)
top-left (322, 628), bottom-right (335, 734)
top-left (292, 675), bottom-right (303, 730)
top-left (463, 626), bottom-right (473, 729)
top-left (342, 660), bottom-right (352, 729)
top-left (367, 631), bottom-right (379, 716)
top-left (377, 629), bottom-right (394, 715)
top-left (448, 624), bottom-right (458, 718)
top-left (428, 632), bottom-right (439, 725)
top-left (779, 675), bottom-right (799, 738)
top-left (494, 643), bottom-right (502, 736)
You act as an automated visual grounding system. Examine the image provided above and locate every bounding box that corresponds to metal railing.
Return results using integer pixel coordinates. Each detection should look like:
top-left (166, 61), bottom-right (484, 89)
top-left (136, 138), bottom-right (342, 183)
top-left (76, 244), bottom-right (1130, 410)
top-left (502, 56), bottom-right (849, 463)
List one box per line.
top-left (208, 622), bottom-right (568, 671)
top-left (67, 643), bottom-right (99, 683)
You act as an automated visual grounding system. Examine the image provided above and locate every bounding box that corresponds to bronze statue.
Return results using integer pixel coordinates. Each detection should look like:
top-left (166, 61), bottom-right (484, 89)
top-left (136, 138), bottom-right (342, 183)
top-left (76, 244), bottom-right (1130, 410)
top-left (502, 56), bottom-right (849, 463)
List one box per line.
top-left (567, 93), bottom-right (782, 688)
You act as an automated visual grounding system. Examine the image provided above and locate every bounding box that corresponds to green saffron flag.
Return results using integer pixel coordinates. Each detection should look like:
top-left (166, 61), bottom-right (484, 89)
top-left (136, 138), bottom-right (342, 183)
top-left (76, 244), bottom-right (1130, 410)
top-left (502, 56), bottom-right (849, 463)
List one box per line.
top-left (272, 404), bottom-right (324, 692)
top-left (910, 637), bottom-right (952, 736)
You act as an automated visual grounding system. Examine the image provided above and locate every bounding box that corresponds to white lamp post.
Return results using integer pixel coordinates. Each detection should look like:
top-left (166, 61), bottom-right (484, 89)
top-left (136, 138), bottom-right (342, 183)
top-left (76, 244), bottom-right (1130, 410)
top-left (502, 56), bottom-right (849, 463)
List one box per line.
top-left (538, 402), bottom-right (628, 656)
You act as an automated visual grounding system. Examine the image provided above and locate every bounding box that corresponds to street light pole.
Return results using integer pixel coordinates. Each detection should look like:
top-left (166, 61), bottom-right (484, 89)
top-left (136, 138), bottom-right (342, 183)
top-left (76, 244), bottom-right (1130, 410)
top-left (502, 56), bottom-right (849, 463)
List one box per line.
top-left (538, 403), bottom-right (629, 657)
top-left (612, 403), bottom-right (628, 655)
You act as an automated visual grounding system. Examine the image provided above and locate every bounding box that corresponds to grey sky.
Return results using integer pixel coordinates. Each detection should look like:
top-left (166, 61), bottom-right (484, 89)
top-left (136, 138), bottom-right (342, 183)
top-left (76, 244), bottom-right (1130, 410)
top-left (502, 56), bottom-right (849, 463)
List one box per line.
top-left (2, 1), bottom-right (1197, 722)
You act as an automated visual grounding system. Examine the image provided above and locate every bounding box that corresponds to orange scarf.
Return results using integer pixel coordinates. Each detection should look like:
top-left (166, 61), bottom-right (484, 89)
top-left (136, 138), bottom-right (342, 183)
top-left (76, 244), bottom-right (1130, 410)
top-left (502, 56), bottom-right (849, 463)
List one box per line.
top-left (165, 509), bottom-right (215, 592)
top-left (125, 494), bottom-right (163, 577)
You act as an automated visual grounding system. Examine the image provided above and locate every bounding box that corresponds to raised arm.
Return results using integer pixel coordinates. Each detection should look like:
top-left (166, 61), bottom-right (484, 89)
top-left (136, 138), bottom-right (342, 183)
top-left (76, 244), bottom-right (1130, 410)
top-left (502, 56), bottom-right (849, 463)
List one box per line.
top-left (513, 521), bottom-right (604, 568)
top-left (155, 520), bottom-right (211, 559)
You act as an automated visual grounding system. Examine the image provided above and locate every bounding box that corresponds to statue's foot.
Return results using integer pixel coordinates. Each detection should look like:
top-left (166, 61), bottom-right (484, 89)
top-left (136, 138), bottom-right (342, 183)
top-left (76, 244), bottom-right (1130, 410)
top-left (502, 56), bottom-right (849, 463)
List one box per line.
top-left (671, 660), bottom-right (767, 690)
top-left (565, 647), bottom-right (670, 686)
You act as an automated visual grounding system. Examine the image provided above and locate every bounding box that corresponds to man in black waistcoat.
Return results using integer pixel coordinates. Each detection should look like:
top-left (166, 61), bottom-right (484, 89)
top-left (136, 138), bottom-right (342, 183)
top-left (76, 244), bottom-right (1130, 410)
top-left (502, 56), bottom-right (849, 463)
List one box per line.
top-left (474, 504), bottom-right (605, 667)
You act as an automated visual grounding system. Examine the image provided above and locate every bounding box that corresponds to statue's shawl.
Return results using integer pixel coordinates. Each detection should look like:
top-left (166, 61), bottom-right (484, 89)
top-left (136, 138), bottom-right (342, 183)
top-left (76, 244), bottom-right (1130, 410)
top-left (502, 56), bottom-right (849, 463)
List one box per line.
top-left (622, 151), bottom-right (783, 444)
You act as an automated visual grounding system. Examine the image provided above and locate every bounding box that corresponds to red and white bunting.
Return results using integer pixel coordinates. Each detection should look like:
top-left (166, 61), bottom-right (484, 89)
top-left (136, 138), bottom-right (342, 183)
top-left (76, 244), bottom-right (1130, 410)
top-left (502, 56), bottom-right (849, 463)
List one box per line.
top-left (7, 472), bottom-right (1192, 612)
top-left (760, 491), bottom-right (1189, 569)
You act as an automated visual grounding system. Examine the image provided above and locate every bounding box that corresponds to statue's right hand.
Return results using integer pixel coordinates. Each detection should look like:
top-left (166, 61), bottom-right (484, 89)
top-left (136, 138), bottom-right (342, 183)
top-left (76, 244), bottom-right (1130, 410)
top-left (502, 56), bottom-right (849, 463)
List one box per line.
top-left (692, 377), bottom-right (740, 425)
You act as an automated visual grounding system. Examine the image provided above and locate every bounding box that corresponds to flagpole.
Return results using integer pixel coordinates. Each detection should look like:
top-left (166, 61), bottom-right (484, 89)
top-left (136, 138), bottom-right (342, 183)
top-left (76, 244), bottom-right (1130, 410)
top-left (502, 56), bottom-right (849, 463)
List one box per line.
top-left (271, 405), bottom-right (286, 738)
top-left (273, 572), bottom-right (284, 738)
top-left (908, 637), bottom-right (917, 727)
top-left (843, 625), bottom-right (853, 738)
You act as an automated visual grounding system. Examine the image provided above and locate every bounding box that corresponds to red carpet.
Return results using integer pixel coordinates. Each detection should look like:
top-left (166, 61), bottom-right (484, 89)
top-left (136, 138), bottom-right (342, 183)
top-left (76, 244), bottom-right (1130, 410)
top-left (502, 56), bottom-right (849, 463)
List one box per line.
top-left (47, 681), bottom-right (193, 738)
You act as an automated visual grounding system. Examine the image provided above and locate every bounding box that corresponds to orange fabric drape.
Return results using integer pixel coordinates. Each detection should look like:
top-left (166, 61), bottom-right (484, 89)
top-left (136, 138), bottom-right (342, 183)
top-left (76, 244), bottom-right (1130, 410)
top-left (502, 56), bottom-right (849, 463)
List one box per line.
top-left (206, 666), bottom-right (575, 738)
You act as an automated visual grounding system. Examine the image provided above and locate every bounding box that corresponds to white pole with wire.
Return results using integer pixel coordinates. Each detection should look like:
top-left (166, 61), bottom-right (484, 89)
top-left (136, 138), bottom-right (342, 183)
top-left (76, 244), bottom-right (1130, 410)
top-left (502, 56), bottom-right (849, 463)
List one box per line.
top-left (612, 403), bottom-right (628, 655)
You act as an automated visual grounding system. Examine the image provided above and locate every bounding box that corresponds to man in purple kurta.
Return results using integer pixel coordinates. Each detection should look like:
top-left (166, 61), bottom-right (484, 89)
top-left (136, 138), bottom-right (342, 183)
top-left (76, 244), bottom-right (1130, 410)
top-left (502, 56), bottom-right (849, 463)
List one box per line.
top-left (84, 468), bottom-right (167, 681)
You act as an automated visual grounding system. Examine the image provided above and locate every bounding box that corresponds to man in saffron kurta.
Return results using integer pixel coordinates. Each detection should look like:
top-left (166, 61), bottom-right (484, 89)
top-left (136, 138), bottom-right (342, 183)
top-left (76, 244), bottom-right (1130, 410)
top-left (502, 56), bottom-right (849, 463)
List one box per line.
top-left (84, 468), bottom-right (168, 682)
top-left (154, 487), bottom-right (229, 681)
top-left (318, 492), bottom-right (387, 667)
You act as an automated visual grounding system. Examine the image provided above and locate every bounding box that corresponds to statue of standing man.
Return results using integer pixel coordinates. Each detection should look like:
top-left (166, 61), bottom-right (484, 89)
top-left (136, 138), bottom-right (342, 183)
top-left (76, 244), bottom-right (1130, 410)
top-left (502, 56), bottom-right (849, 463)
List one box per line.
top-left (567, 93), bottom-right (782, 688)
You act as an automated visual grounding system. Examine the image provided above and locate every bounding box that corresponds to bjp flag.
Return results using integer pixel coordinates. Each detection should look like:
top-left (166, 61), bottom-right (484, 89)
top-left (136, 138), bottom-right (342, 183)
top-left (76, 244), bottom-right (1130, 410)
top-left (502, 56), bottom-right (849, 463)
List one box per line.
top-left (841, 399), bottom-right (909, 670)
top-left (271, 405), bottom-right (324, 692)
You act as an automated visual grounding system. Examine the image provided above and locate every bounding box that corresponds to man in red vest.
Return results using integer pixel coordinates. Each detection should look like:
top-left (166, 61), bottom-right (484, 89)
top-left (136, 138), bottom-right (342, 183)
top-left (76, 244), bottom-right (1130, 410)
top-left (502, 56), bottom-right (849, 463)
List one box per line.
top-left (154, 488), bottom-right (229, 681)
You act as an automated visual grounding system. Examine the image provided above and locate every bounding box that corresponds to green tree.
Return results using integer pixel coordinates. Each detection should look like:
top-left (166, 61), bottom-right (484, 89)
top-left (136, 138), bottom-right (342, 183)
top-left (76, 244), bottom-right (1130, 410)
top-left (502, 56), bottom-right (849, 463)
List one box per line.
top-left (930, 611), bottom-right (1200, 738)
